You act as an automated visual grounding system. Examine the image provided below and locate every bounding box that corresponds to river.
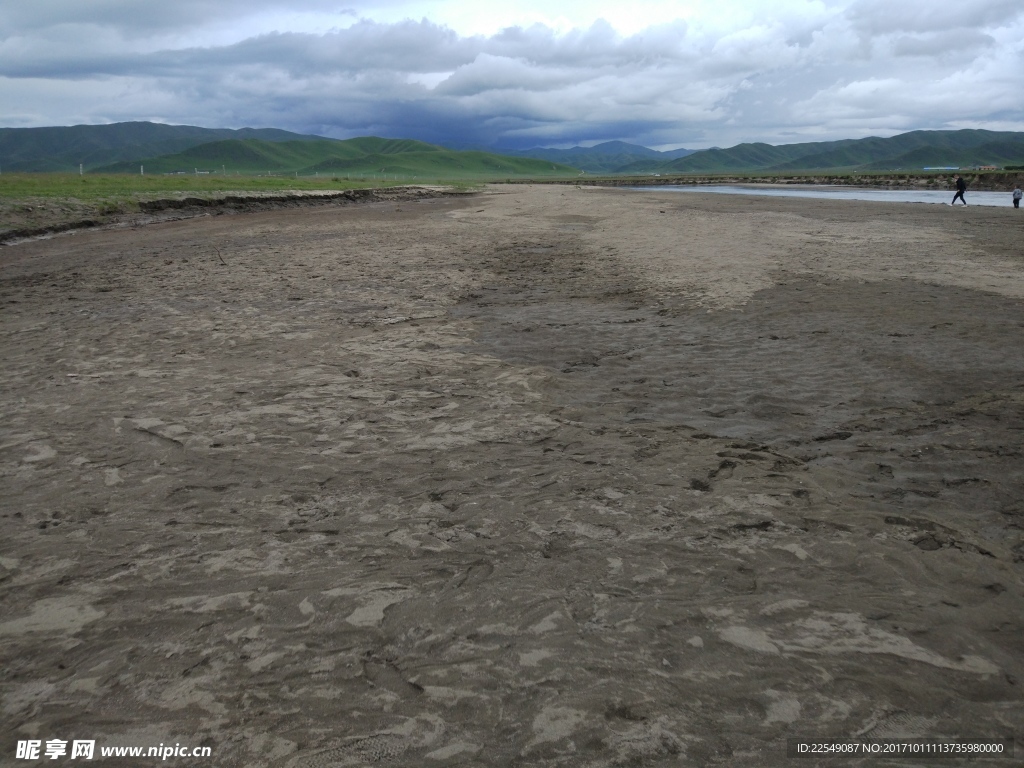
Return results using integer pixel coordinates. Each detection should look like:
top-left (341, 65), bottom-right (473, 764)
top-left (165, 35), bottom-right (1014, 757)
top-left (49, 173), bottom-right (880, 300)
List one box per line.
top-left (630, 184), bottom-right (1018, 208)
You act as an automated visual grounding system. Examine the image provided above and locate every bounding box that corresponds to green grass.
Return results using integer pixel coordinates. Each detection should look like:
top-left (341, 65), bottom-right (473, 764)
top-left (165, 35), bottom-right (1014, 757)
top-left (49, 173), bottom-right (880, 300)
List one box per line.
top-left (0, 171), bottom-right (493, 237)
top-left (0, 172), bottom-right (392, 201)
top-left (0, 133), bottom-right (557, 238)
top-left (0, 173), bottom-right (402, 236)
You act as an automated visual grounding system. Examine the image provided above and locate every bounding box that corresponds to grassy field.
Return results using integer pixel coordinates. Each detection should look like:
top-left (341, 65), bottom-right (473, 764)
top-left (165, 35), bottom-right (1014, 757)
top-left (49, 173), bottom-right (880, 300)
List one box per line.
top-left (0, 172), bottom-right (392, 201)
top-left (0, 172), bottom-right (481, 238)
top-left (0, 154), bottom-right (583, 237)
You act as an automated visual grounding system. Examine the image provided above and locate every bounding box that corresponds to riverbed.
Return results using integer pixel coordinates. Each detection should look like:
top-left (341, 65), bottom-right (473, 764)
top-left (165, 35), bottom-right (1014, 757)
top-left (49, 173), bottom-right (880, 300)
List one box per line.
top-left (2, 185), bottom-right (1022, 766)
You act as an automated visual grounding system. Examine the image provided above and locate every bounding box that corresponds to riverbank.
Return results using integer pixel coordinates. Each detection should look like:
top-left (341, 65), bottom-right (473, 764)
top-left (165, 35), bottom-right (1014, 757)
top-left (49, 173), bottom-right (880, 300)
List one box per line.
top-left (6, 171), bottom-right (1021, 246)
top-left (0, 186), bottom-right (472, 245)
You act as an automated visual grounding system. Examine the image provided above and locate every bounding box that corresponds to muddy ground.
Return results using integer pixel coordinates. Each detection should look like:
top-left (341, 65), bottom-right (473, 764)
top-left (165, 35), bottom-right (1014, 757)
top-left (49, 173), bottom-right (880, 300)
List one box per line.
top-left (1, 185), bottom-right (1023, 767)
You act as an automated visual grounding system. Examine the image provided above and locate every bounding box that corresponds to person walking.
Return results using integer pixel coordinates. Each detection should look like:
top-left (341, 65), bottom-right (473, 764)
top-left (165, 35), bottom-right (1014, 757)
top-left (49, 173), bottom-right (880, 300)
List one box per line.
top-left (1014, 185), bottom-right (1022, 209)
top-left (951, 174), bottom-right (967, 205)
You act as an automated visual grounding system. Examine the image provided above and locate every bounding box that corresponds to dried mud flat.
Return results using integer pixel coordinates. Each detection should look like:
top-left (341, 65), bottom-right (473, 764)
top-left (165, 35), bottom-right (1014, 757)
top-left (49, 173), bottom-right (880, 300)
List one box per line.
top-left (1, 185), bottom-right (1023, 767)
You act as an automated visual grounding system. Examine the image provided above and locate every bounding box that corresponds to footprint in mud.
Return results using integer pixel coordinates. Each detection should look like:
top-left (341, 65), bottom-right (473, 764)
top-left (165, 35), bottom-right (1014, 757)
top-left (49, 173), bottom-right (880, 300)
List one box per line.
top-left (709, 459), bottom-right (737, 480)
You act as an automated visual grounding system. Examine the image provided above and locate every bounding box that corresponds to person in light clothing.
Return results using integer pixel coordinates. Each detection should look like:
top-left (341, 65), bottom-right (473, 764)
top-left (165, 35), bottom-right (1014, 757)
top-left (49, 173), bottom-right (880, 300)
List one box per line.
top-left (1013, 186), bottom-right (1022, 209)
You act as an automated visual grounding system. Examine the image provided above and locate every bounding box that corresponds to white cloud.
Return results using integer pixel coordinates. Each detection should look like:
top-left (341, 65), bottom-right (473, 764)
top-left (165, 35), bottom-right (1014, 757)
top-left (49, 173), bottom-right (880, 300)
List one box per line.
top-left (889, 30), bottom-right (995, 58)
top-left (845, 0), bottom-right (1019, 35)
top-left (0, 0), bottom-right (1021, 148)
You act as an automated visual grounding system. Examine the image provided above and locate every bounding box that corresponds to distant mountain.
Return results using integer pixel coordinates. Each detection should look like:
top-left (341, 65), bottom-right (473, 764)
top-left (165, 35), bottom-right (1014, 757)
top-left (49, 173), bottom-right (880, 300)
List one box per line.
top-left (9, 122), bottom-right (1019, 177)
top-left (0, 121), bottom-right (328, 172)
top-left (505, 141), bottom-right (696, 173)
top-left (652, 130), bottom-right (1024, 174)
top-left (95, 137), bottom-right (578, 179)
top-left (618, 141), bottom-right (836, 173)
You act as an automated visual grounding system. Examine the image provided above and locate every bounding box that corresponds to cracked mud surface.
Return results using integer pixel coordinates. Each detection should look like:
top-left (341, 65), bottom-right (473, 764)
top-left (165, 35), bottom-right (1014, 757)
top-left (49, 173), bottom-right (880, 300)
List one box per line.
top-left (2, 186), bottom-right (1023, 766)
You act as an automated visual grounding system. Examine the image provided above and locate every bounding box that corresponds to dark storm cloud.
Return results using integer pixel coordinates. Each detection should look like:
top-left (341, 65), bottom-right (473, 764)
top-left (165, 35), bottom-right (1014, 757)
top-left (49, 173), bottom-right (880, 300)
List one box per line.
top-left (1, 1), bottom-right (1022, 148)
top-left (1, 17), bottom-right (692, 80)
top-left (0, 19), bottom-right (471, 79)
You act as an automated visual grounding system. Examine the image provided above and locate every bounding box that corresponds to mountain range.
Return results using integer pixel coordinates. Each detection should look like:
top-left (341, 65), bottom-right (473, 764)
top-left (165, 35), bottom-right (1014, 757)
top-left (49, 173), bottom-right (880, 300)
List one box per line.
top-left (504, 141), bottom-right (696, 173)
top-left (623, 129), bottom-right (1024, 174)
top-left (1, 122), bottom-right (1022, 176)
top-left (95, 136), bottom-right (576, 178)
top-left (0, 122), bottom-right (326, 173)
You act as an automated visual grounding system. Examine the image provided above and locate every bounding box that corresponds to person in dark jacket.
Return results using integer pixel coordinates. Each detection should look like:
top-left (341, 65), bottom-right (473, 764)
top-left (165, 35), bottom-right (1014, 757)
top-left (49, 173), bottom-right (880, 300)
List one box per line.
top-left (952, 174), bottom-right (967, 205)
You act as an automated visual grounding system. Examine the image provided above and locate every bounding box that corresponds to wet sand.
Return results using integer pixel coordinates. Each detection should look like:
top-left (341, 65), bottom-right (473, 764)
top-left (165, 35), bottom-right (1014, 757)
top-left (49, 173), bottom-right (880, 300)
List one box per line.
top-left (1, 185), bottom-right (1023, 766)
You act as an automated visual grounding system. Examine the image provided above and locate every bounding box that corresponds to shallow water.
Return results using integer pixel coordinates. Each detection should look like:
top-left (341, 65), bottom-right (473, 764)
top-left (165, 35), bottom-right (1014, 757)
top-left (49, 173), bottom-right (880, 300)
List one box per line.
top-left (631, 184), bottom-right (1018, 208)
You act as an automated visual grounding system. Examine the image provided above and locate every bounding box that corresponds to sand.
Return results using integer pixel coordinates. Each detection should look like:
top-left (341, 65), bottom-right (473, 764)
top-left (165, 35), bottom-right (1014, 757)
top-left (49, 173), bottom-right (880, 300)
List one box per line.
top-left (1, 185), bottom-right (1023, 766)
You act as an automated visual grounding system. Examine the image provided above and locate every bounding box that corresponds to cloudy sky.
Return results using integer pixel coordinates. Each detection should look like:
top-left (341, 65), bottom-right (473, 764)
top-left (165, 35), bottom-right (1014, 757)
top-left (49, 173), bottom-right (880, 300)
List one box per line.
top-left (1, 0), bottom-right (1022, 149)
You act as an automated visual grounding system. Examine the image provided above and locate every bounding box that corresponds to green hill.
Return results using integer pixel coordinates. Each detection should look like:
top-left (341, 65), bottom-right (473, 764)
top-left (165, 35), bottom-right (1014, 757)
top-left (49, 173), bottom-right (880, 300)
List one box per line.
top-left (0, 121), bottom-right (327, 173)
top-left (504, 141), bottom-right (696, 173)
top-left (650, 141), bottom-right (846, 173)
top-left (858, 139), bottom-right (1024, 171)
top-left (14, 122), bottom-right (1018, 178)
top-left (95, 138), bottom-right (578, 179)
top-left (765, 130), bottom-right (1024, 171)
top-left (304, 149), bottom-right (576, 178)
top-left (651, 130), bottom-right (1024, 174)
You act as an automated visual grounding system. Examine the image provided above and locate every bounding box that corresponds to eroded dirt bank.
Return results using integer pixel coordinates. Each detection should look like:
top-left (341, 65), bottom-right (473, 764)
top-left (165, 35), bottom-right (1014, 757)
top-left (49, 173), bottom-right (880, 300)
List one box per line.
top-left (0, 186), bottom-right (464, 246)
top-left (1, 186), bottom-right (1023, 766)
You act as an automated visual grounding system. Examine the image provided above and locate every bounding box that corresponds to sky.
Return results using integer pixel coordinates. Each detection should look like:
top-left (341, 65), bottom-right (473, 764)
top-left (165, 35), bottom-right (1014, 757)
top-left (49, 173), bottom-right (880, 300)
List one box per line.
top-left (1, 0), bottom-right (1022, 150)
